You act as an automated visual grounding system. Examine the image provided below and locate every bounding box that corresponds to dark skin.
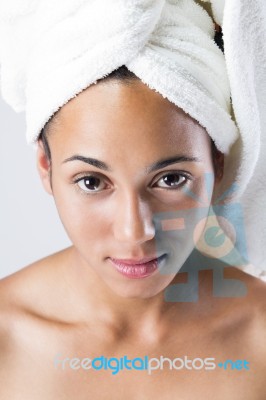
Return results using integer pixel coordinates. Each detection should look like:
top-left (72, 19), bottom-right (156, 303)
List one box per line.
top-left (0, 80), bottom-right (266, 399)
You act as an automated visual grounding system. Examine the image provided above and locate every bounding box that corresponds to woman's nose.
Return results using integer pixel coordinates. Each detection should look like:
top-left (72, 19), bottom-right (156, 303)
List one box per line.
top-left (112, 193), bottom-right (156, 245)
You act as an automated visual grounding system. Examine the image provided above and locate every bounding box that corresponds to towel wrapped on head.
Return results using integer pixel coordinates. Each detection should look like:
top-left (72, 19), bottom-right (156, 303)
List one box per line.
top-left (0, 0), bottom-right (266, 279)
top-left (0, 0), bottom-right (236, 152)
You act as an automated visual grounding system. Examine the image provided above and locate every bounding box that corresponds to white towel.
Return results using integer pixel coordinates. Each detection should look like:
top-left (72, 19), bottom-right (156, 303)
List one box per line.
top-left (193, 0), bottom-right (266, 281)
top-left (0, 0), bottom-right (265, 280)
top-left (208, 0), bottom-right (266, 280)
top-left (0, 0), bottom-right (236, 151)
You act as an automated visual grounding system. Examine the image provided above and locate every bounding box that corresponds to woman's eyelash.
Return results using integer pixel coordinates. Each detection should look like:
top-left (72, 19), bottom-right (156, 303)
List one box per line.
top-left (153, 172), bottom-right (192, 190)
top-left (73, 174), bottom-right (109, 195)
top-left (72, 171), bottom-right (192, 196)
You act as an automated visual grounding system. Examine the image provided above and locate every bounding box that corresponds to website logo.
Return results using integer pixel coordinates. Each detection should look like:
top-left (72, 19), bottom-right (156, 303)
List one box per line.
top-left (152, 173), bottom-right (249, 301)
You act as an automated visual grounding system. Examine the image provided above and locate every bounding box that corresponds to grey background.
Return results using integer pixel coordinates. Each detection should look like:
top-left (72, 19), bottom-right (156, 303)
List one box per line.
top-left (0, 97), bottom-right (71, 279)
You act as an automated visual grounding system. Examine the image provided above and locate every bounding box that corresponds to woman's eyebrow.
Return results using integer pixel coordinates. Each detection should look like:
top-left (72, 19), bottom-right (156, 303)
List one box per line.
top-left (62, 155), bottom-right (111, 171)
top-left (62, 154), bottom-right (202, 172)
top-left (146, 155), bottom-right (202, 173)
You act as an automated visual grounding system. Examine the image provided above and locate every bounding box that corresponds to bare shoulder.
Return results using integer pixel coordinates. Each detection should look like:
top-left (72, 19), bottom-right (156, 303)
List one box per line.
top-left (0, 248), bottom-right (75, 397)
top-left (243, 271), bottom-right (266, 388)
top-left (248, 273), bottom-right (266, 331)
top-left (220, 265), bottom-right (266, 347)
top-left (0, 246), bottom-right (73, 340)
top-left (231, 267), bottom-right (266, 355)
top-left (239, 268), bottom-right (266, 316)
top-left (224, 264), bottom-right (266, 309)
top-left (0, 246), bottom-right (69, 302)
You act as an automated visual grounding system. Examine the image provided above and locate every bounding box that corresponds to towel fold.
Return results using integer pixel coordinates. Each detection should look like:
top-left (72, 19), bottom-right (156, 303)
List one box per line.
top-left (0, 0), bottom-right (237, 154)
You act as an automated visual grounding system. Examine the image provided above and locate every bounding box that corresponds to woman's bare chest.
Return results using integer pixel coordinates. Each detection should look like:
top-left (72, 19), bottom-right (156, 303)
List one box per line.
top-left (38, 325), bottom-right (265, 399)
top-left (3, 303), bottom-right (265, 400)
top-left (48, 358), bottom-right (261, 400)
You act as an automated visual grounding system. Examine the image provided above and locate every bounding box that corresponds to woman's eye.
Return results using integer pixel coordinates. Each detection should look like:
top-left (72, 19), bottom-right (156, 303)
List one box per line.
top-left (154, 173), bottom-right (190, 189)
top-left (74, 175), bottom-right (108, 194)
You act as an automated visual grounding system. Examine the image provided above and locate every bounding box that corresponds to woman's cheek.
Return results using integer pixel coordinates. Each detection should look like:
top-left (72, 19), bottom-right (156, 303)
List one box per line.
top-left (60, 197), bottom-right (111, 241)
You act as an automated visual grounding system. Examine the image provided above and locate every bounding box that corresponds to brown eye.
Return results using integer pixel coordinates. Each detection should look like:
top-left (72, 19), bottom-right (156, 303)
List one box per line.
top-left (75, 175), bottom-right (107, 193)
top-left (155, 173), bottom-right (189, 189)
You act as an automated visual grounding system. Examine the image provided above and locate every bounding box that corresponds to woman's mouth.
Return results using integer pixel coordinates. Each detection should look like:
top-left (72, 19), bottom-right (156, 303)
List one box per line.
top-left (108, 254), bottom-right (167, 279)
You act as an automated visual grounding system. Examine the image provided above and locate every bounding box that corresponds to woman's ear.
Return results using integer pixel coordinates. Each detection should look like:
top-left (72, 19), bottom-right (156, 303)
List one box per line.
top-left (36, 139), bottom-right (53, 195)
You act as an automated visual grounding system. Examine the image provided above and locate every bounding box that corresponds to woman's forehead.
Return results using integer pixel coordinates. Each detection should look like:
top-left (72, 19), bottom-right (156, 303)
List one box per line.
top-left (51, 80), bottom-right (209, 147)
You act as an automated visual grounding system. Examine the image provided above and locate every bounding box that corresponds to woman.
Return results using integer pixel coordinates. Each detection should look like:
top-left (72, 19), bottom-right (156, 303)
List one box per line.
top-left (0, 0), bottom-right (266, 398)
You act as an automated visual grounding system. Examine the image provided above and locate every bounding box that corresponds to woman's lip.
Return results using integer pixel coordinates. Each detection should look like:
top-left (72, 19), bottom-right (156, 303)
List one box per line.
top-left (108, 254), bottom-right (167, 279)
top-left (109, 254), bottom-right (165, 265)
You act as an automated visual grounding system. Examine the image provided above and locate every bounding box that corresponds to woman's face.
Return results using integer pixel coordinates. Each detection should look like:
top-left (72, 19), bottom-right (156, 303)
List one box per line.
top-left (37, 80), bottom-right (223, 299)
